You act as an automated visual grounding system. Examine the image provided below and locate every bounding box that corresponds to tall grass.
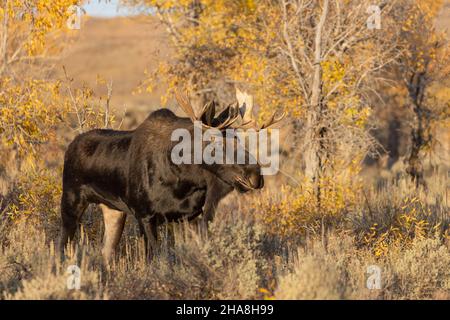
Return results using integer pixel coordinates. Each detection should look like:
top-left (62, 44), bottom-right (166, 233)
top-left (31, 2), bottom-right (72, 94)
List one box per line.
top-left (0, 172), bottom-right (448, 300)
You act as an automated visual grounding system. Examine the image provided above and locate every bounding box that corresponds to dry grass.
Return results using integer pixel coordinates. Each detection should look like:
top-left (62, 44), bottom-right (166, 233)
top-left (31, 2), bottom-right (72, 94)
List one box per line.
top-left (0, 172), bottom-right (448, 300)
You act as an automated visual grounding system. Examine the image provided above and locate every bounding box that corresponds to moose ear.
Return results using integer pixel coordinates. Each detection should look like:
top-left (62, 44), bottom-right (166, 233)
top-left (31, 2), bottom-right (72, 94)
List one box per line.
top-left (236, 87), bottom-right (246, 106)
top-left (235, 88), bottom-right (254, 123)
top-left (200, 101), bottom-right (216, 126)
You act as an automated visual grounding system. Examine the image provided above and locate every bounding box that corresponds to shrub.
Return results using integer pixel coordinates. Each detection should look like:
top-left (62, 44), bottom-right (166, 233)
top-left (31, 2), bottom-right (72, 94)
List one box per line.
top-left (361, 197), bottom-right (450, 257)
top-left (387, 238), bottom-right (450, 299)
top-left (253, 174), bottom-right (360, 241)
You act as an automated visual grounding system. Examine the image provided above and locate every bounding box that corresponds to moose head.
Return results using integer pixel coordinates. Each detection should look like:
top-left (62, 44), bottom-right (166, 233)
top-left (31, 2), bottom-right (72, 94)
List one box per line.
top-left (174, 89), bottom-right (285, 193)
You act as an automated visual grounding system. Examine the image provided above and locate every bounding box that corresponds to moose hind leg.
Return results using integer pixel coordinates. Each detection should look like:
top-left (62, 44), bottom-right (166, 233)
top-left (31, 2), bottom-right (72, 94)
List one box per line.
top-left (100, 204), bottom-right (126, 265)
top-left (59, 189), bottom-right (88, 257)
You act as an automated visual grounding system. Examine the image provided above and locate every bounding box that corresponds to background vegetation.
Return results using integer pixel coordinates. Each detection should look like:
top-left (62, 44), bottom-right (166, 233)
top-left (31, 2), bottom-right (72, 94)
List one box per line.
top-left (0, 0), bottom-right (449, 299)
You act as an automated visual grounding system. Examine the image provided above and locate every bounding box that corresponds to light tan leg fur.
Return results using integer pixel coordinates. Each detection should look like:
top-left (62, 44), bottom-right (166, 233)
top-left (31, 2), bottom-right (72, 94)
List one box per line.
top-left (100, 204), bottom-right (126, 266)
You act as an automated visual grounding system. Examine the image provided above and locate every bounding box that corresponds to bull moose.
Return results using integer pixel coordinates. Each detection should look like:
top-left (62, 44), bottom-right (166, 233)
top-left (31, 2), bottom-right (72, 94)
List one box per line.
top-left (59, 89), bottom-right (284, 263)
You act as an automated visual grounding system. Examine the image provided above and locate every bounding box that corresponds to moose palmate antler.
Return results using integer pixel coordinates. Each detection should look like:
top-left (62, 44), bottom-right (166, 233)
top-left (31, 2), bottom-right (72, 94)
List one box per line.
top-left (175, 88), bottom-right (285, 131)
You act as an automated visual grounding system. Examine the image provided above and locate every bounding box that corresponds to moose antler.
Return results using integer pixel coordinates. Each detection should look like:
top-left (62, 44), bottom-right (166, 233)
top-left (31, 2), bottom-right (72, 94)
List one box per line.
top-left (175, 89), bottom-right (241, 130)
top-left (175, 88), bottom-right (284, 131)
top-left (235, 88), bottom-right (286, 130)
top-left (175, 89), bottom-right (198, 123)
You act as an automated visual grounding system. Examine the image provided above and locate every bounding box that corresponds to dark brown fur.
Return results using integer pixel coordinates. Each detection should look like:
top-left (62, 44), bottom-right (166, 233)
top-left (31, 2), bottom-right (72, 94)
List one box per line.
top-left (60, 108), bottom-right (263, 262)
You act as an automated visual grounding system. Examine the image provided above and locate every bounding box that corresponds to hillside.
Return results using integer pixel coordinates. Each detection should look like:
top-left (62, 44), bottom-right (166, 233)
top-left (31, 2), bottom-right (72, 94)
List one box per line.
top-left (51, 15), bottom-right (171, 112)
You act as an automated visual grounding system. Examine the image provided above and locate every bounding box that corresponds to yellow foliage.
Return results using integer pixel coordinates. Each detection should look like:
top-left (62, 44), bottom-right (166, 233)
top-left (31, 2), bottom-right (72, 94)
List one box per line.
top-left (141, 0), bottom-right (288, 123)
top-left (363, 197), bottom-right (449, 257)
top-left (6, 166), bottom-right (62, 223)
top-left (0, 1), bottom-right (120, 223)
top-left (1, 0), bottom-right (78, 56)
top-left (254, 170), bottom-right (361, 240)
top-left (0, 0), bottom-right (80, 156)
top-left (0, 78), bottom-right (63, 155)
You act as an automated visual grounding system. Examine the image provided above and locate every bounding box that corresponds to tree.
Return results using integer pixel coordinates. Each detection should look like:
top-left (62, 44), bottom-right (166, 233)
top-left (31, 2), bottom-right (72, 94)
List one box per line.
top-left (129, 0), bottom-right (404, 209)
top-left (0, 0), bottom-right (78, 197)
top-left (390, 0), bottom-right (449, 188)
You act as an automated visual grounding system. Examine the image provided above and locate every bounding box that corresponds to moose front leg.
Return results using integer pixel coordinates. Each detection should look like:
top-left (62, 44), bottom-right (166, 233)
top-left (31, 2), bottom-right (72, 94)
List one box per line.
top-left (59, 187), bottom-right (89, 258)
top-left (138, 215), bottom-right (158, 262)
top-left (201, 178), bottom-right (233, 228)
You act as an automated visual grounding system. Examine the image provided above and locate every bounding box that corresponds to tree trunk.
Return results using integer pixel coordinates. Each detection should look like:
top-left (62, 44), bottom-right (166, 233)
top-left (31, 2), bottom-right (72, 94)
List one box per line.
top-left (406, 71), bottom-right (428, 189)
top-left (304, 0), bottom-right (329, 210)
top-left (406, 102), bottom-right (427, 189)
